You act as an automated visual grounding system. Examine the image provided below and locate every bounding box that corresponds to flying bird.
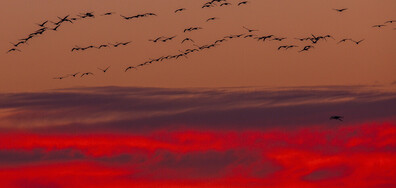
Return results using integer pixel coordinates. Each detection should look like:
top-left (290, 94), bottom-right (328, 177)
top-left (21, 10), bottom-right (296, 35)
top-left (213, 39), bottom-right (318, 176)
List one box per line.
top-left (102, 12), bottom-right (115, 16)
top-left (37, 20), bottom-right (48, 27)
top-left (149, 37), bottom-right (164, 43)
top-left (10, 41), bottom-right (25, 47)
top-left (69, 72), bottom-right (80, 77)
top-left (206, 17), bottom-right (218, 22)
top-left (238, 1), bottom-right (249, 6)
top-left (330, 116), bottom-right (344, 121)
top-left (181, 38), bottom-right (195, 43)
top-left (243, 26), bottom-right (258, 32)
top-left (373, 24), bottom-right (386, 28)
top-left (333, 8), bottom-right (348, 12)
top-left (337, 38), bottom-right (352, 44)
top-left (125, 66), bottom-right (137, 72)
top-left (220, 3), bottom-right (231, 6)
top-left (175, 8), bottom-right (186, 13)
top-left (81, 72), bottom-right (94, 77)
top-left (98, 66), bottom-right (110, 73)
top-left (352, 39), bottom-right (365, 45)
top-left (299, 45), bottom-right (314, 52)
top-left (6, 48), bottom-right (21, 53)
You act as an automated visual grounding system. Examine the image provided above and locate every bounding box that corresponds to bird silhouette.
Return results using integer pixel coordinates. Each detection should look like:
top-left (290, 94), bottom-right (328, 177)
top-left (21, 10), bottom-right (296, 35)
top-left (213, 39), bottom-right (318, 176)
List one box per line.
top-left (299, 45), bottom-right (314, 52)
top-left (149, 36), bottom-right (164, 43)
top-left (125, 66), bottom-right (137, 72)
top-left (352, 39), bottom-right (365, 45)
top-left (37, 20), bottom-right (48, 27)
top-left (102, 12), bottom-right (115, 16)
top-left (333, 8), bottom-right (348, 12)
top-left (272, 37), bottom-right (287, 41)
top-left (69, 72), bottom-right (80, 77)
top-left (373, 24), bottom-right (386, 28)
top-left (337, 38), bottom-right (352, 44)
top-left (175, 8), bottom-right (186, 13)
top-left (182, 38), bottom-right (195, 43)
top-left (206, 17), bottom-right (218, 22)
top-left (10, 41), bottom-right (25, 47)
top-left (220, 2), bottom-right (231, 6)
top-left (330, 116), bottom-right (344, 121)
top-left (6, 48), bottom-right (21, 53)
top-left (98, 66), bottom-right (110, 73)
top-left (53, 76), bottom-right (68, 80)
top-left (238, 1), bottom-right (249, 6)
top-left (51, 25), bottom-right (61, 31)
top-left (81, 72), bottom-right (94, 77)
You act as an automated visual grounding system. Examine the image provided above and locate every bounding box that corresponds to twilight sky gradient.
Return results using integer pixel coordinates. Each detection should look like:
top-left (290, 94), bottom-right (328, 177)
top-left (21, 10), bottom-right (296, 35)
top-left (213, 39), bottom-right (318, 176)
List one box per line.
top-left (0, 0), bottom-right (395, 92)
top-left (0, 0), bottom-right (396, 187)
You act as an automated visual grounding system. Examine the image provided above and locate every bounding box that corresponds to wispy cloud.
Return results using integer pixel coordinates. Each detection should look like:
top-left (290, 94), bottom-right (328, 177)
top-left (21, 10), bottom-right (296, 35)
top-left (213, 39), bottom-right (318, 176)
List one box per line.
top-left (0, 86), bottom-right (395, 132)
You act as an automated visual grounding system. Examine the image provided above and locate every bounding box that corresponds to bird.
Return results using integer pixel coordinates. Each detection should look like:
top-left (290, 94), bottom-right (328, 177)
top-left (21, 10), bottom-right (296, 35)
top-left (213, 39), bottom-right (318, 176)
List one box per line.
top-left (337, 38), bottom-right (352, 44)
top-left (384, 20), bottom-right (396, 24)
top-left (373, 24), bottom-right (386, 28)
top-left (299, 45), bottom-right (314, 52)
top-left (206, 17), bottom-right (218, 22)
top-left (102, 12), bottom-right (115, 16)
top-left (98, 66), bottom-right (110, 73)
top-left (333, 8), bottom-right (348, 12)
top-left (220, 2), bottom-right (231, 6)
top-left (37, 20), bottom-right (48, 27)
top-left (181, 38), bottom-right (195, 43)
top-left (120, 15), bottom-right (133, 20)
top-left (51, 25), bottom-right (61, 31)
top-left (53, 76), bottom-right (67, 80)
top-left (161, 36), bottom-right (177, 42)
top-left (278, 46), bottom-right (288, 50)
top-left (272, 37), bottom-right (287, 41)
top-left (125, 66), bottom-right (137, 72)
top-left (286, 45), bottom-right (298, 49)
top-left (10, 41), bottom-right (25, 47)
top-left (330, 116), bottom-right (344, 121)
top-left (96, 44), bottom-right (110, 49)
top-left (71, 47), bottom-right (81, 52)
top-left (6, 48), bottom-right (21, 53)
top-left (238, 1), bottom-right (249, 6)
top-left (175, 8), bottom-right (186, 13)
top-left (149, 36), bottom-right (164, 43)
top-left (243, 26), bottom-right (258, 32)
top-left (69, 72), bottom-right (80, 77)
top-left (81, 72), bottom-right (94, 77)
top-left (352, 39), bottom-right (365, 45)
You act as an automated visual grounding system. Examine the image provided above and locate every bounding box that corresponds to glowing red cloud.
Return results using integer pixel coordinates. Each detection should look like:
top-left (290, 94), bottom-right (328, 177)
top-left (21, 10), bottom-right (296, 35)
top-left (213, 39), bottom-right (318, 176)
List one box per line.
top-left (0, 122), bottom-right (395, 187)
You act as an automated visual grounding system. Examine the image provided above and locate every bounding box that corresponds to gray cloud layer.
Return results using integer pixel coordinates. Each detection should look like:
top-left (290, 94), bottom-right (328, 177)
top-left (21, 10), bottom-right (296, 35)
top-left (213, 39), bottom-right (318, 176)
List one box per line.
top-left (0, 86), bottom-right (395, 132)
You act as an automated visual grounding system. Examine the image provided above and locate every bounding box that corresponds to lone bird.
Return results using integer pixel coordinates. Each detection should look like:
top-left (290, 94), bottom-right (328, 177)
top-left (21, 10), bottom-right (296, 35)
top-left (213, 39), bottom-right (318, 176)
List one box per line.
top-left (206, 17), bottom-right (218, 22)
top-left (330, 116), bottom-right (344, 121)
top-left (175, 8), bottom-right (186, 13)
top-left (373, 24), bottom-right (386, 28)
top-left (181, 38), bottom-right (195, 43)
top-left (6, 48), bottom-right (21, 53)
top-left (238, 1), bottom-right (249, 6)
top-left (352, 39), bottom-right (365, 45)
top-left (98, 66), bottom-right (110, 73)
top-left (81, 72), bottom-right (94, 77)
top-left (125, 66), bottom-right (137, 72)
top-left (333, 8), bottom-right (348, 12)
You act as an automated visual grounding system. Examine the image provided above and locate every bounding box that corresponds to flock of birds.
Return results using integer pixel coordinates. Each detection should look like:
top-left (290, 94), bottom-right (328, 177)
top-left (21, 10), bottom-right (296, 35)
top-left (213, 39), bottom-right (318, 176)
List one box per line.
top-left (6, 0), bottom-right (389, 121)
top-left (6, 0), bottom-right (395, 82)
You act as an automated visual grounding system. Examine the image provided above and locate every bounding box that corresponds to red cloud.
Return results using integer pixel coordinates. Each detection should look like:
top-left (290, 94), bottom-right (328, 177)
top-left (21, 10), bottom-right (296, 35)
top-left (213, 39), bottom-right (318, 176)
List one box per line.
top-left (0, 122), bottom-right (395, 187)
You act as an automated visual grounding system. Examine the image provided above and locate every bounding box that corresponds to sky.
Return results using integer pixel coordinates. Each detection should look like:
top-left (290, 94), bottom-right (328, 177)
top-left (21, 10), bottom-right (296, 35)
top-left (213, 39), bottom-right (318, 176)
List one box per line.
top-left (0, 0), bottom-right (396, 187)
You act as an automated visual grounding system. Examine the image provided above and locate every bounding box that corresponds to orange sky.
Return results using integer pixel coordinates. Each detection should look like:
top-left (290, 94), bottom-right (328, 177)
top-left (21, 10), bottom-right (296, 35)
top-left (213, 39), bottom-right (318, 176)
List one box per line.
top-left (0, 0), bottom-right (395, 92)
